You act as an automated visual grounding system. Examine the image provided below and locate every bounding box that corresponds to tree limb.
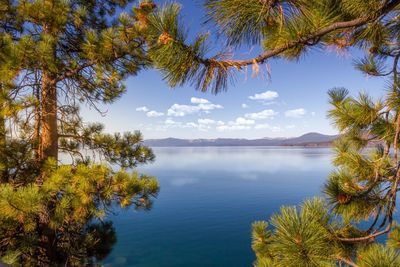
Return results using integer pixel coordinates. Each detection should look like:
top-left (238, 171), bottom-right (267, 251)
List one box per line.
top-left (214, 0), bottom-right (400, 68)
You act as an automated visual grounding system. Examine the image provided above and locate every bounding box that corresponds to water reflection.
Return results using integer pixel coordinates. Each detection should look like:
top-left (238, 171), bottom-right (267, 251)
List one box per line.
top-left (140, 147), bottom-right (333, 174)
top-left (3, 147), bottom-right (333, 266)
top-left (102, 147), bottom-right (334, 267)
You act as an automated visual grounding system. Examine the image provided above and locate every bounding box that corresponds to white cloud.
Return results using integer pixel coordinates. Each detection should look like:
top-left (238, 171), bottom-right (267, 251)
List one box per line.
top-left (285, 125), bottom-right (296, 129)
top-left (249, 90), bottom-right (279, 101)
top-left (166, 117), bottom-right (258, 132)
top-left (146, 111), bottom-right (164, 117)
top-left (191, 97), bottom-right (210, 104)
top-left (285, 108), bottom-right (307, 118)
top-left (162, 119), bottom-right (212, 132)
top-left (244, 109), bottom-right (278, 120)
top-left (311, 112), bottom-right (316, 116)
top-left (185, 122), bottom-right (198, 128)
top-left (198, 103), bottom-right (223, 111)
top-left (216, 117), bottom-right (254, 131)
top-left (167, 104), bottom-right (197, 117)
top-left (167, 100), bottom-right (223, 117)
top-left (198, 119), bottom-right (222, 125)
top-left (198, 119), bottom-right (215, 124)
top-left (241, 103), bottom-right (249, 108)
top-left (234, 117), bottom-right (255, 125)
top-left (136, 106), bottom-right (149, 112)
top-left (164, 119), bottom-right (189, 127)
top-left (165, 118), bottom-right (177, 125)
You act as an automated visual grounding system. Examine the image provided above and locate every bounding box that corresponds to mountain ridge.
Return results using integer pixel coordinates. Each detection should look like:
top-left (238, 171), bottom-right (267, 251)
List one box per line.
top-left (144, 132), bottom-right (338, 147)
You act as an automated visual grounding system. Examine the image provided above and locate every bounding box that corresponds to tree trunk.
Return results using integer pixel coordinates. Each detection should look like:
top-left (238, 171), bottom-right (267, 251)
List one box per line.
top-left (0, 84), bottom-right (7, 182)
top-left (0, 106), bottom-right (6, 182)
top-left (37, 22), bottom-right (59, 264)
top-left (39, 72), bottom-right (58, 162)
top-left (37, 73), bottom-right (59, 264)
top-left (34, 72), bottom-right (41, 161)
top-left (0, 112), bottom-right (5, 149)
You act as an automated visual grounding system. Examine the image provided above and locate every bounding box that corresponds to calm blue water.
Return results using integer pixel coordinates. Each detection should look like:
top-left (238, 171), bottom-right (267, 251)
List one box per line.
top-left (102, 147), bottom-right (334, 267)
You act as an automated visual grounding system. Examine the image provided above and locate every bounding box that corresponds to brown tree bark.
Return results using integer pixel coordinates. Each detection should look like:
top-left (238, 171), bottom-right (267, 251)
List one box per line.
top-left (37, 72), bottom-right (59, 262)
top-left (0, 84), bottom-right (7, 182)
top-left (0, 109), bottom-right (6, 182)
top-left (34, 72), bottom-right (41, 161)
top-left (0, 113), bottom-right (5, 149)
top-left (39, 72), bottom-right (58, 163)
top-left (36, 19), bottom-right (60, 263)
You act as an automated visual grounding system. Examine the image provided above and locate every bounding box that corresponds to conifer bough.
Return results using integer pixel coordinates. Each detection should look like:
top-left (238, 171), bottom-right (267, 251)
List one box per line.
top-left (144, 0), bottom-right (400, 93)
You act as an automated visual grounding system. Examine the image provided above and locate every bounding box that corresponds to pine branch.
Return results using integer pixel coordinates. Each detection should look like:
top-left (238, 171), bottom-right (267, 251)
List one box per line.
top-left (151, 0), bottom-right (400, 92)
top-left (337, 223), bottom-right (392, 242)
top-left (218, 0), bottom-right (400, 67)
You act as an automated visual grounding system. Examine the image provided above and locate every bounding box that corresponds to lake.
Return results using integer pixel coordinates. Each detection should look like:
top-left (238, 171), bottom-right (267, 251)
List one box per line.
top-left (102, 147), bottom-right (334, 267)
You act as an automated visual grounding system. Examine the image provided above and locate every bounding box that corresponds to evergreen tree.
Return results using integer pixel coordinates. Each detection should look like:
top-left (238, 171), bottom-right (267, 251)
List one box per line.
top-left (0, 1), bottom-right (159, 266)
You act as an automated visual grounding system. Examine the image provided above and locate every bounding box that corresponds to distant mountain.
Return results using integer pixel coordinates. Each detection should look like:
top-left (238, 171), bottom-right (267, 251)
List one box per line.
top-left (280, 132), bottom-right (338, 146)
top-left (144, 132), bottom-right (338, 147)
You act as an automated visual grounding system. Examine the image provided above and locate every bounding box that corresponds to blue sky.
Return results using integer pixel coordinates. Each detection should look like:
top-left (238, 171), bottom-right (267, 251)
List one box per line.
top-left (83, 0), bottom-right (387, 139)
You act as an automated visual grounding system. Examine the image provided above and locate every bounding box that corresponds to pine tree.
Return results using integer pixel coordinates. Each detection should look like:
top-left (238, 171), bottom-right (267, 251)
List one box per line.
top-left (0, 1), bottom-right (159, 266)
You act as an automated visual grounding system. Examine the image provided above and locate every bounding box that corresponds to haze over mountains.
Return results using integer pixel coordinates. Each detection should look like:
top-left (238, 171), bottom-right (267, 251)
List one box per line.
top-left (144, 132), bottom-right (338, 147)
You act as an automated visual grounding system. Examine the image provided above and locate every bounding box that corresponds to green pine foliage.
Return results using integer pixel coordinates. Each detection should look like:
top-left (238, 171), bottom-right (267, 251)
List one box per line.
top-left (0, 162), bottom-right (158, 266)
top-left (0, 1), bottom-right (160, 265)
top-left (357, 244), bottom-right (400, 267)
top-left (265, 198), bottom-right (335, 267)
top-left (140, 0), bottom-right (400, 93)
top-left (250, 2), bottom-right (400, 264)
